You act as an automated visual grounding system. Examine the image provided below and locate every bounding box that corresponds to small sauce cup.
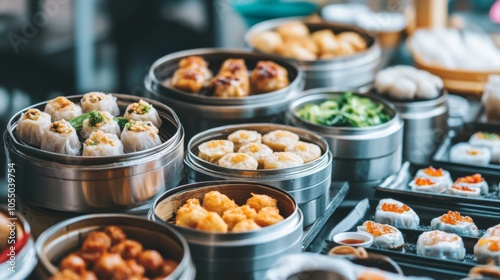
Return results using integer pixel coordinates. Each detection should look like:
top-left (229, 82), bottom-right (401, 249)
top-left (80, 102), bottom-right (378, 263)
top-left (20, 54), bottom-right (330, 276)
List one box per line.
top-left (332, 232), bottom-right (373, 248)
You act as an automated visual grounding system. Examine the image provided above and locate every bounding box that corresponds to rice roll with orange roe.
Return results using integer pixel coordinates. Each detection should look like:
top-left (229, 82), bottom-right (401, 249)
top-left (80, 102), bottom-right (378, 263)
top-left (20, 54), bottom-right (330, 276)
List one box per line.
top-left (83, 130), bottom-right (124, 157)
top-left (454, 173), bottom-right (489, 195)
top-left (357, 221), bottom-right (404, 250)
top-left (450, 143), bottom-right (492, 166)
top-left (121, 120), bottom-right (162, 153)
top-left (447, 185), bottom-right (481, 198)
top-left (81, 111), bottom-right (121, 139)
top-left (430, 211), bottom-right (478, 237)
top-left (16, 108), bottom-right (51, 146)
top-left (41, 119), bottom-right (81, 155)
top-left (484, 224), bottom-right (500, 238)
top-left (416, 230), bottom-right (466, 260)
top-left (474, 236), bottom-right (500, 264)
top-left (44, 96), bottom-right (82, 121)
top-left (374, 199), bottom-right (420, 229)
top-left (415, 166), bottom-right (452, 188)
top-left (409, 177), bottom-right (446, 193)
top-left (469, 132), bottom-right (500, 163)
top-left (123, 99), bottom-right (162, 129)
top-left (80, 92), bottom-right (120, 116)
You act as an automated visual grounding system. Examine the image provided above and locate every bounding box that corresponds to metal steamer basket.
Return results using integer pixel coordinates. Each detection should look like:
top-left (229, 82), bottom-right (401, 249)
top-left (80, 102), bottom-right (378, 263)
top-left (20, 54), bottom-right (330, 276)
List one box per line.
top-left (4, 94), bottom-right (185, 212)
top-left (184, 123), bottom-right (332, 226)
top-left (149, 181), bottom-right (303, 280)
top-left (245, 18), bottom-right (382, 89)
top-left (35, 214), bottom-right (195, 280)
top-left (144, 48), bottom-right (305, 140)
top-left (288, 89), bottom-right (403, 199)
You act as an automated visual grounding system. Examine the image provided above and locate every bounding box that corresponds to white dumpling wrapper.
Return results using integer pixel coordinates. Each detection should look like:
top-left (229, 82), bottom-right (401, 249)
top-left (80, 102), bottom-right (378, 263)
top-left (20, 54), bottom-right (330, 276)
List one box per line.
top-left (474, 236), bottom-right (500, 264)
top-left (415, 168), bottom-right (453, 188)
top-left (449, 143), bottom-right (491, 166)
top-left (80, 111), bottom-right (121, 139)
top-left (374, 198), bottom-right (420, 229)
top-left (357, 221), bottom-right (405, 250)
top-left (16, 109), bottom-right (52, 146)
top-left (123, 100), bottom-right (162, 128)
top-left (121, 121), bottom-right (162, 153)
top-left (80, 92), bottom-right (120, 116)
top-left (83, 131), bottom-right (124, 156)
top-left (416, 230), bottom-right (466, 260)
top-left (44, 96), bottom-right (82, 121)
top-left (430, 214), bottom-right (478, 237)
top-left (40, 119), bottom-right (81, 155)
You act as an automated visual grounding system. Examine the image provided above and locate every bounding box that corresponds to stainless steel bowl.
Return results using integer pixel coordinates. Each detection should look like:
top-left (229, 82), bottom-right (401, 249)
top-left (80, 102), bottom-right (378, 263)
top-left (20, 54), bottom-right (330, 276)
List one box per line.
top-left (149, 181), bottom-right (303, 280)
top-left (4, 94), bottom-right (185, 212)
top-left (35, 214), bottom-right (195, 280)
top-left (287, 89), bottom-right (403, 199)
top-left (144, 48), bottom-right (305, 140)
top-left (184, 123), bottom-right (332, 226)
top-left (245, 18), bottom-right (381, 90)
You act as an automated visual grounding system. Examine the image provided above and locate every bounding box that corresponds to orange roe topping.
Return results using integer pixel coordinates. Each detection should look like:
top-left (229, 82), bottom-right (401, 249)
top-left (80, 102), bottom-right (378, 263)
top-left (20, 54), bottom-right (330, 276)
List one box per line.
top-left (422, 231), bottom-right (460, 246)
top-left (423, 166), bottom-right (444, 177)
top-left (466, 150), bottom-right (480, 156)
top-left (365, 221), bottom-right (396, 237)
top-left (478, 237), bottom-right (500, 252)
top-left (381, 203), bottom-right (410, 213)
top-left (451, 185), bottom-right (475, 192)
top-left (455, 174), bottom-right (484, 184)
top-left (414, 177), bottom-right (435, 186)
top-left (440, 211), bottom-right (473, 225)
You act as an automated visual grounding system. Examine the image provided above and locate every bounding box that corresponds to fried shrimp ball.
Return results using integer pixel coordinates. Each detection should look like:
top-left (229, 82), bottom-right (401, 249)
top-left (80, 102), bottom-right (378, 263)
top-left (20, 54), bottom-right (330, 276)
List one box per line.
top-left (59, 254), bottom-right (87, 274)
top-left (104, 226), bottom-right (127, 245)
top-left (49, 269), bottom-right (97, 280)
top-left (82, 232), bottom-right (112, 253)
top-left (196, 212), bottom-right (228, 233)
top-left (158, 259), bottom-right (179, 277)
top-left (202, 191), bottom-right (238, 216)
top-left (113, 259), bottom-right (146, 279)
top-left (222, 205), bottom-right (258, 230)
top-left (246, 193), bottom-right (278, 213)
top-left (110, 239), bottom-right (143, 260)
top-left (254, 207), bottom-right (284, 227)
top-left (93, 253), bottom-right (126, 280)
top-left (232, 219), bottom-right (262, 233)
top-left (138, 250), bottom-right (164, 276)
top-left (175, 198), bottom-right (209, 228)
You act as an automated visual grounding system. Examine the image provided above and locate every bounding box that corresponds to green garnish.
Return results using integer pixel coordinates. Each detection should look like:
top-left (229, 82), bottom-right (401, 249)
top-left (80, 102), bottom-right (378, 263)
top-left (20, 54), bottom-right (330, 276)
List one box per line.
top-left (141, 104), bottom-right (151, 114)
top-left (69, 112), bottom-right (128, 131)
top-left (125, 120), bottom-right (136, 130)
top-left (114, 117), bottom-right (129, 131)
top-left (68, 113), bottom-right (89, 131)
top-left (88, 110), bottom-right (105, 127)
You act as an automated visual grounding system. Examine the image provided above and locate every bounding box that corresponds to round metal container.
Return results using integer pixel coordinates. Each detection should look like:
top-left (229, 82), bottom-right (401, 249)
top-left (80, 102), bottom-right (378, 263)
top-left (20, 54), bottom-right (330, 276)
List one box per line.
top-left (287, 89), bottom-right (403, 199)
top-left (149, 181), bottom-right (303, 280)
top-left (4, 94), bottom-right (185, 212)
top-left (0, 207), bottom-right (37, 280)
top-left (245, 18), bottom-right (382, 90)
top-left (35, 214), bottom-right (195, 280)
top-left (144, 48), bottom-right (305, 140)
top-left (184, 123), bottom-right (332, 226)
top-left (389, 92), bottom-right (449, 164)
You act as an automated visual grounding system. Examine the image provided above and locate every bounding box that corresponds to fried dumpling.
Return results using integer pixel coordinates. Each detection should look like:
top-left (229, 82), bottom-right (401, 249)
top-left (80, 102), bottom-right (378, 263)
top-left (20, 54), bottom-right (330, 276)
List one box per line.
top-left (170, 67), bottom-right (207, 93)
top-left (231, 219), bottom-right (261, 233)
top-left (81, 111), bottom-right (121, 139)
top-left (250, 61), bottom-right (290, 94)
top-left (196, 212), bottom-right (228, 233)
top-left (176, 198), bottom-right (209, 228)
top-left (246, 193), bottom-right (277, 213)
top-left (83, 130), bottom-right (124, 157)
top-left (178, 55), bottom-right (212, 80)
top-left (80, 92), bottom-right (120, 116)
top-left (16, 108), bottom-right (51, 146)
top-left (275, 22), bottom-right (310, 40)
top-left (209, 74), bottom-right (249, 98)
top-left (120, 120), bottom-right (162, 153)
top-left (123, 99), bottom-right (162, 129)
top-left (202, 191), bottom-right (238, 216)
top-left (251, 31), bottom-right (283, 54)
top-left (41, 119), bottom-right (81, 155)
top-left (44, 96), bottom-right (82, 121)
top-left (254, 207), bottom-right (284, 227)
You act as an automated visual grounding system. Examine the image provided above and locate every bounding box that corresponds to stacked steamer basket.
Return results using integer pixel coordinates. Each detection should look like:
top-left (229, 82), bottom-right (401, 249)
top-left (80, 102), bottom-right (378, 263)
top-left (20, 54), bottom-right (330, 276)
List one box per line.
top-left (245, 18), bottom-right (381, 90)
top-left (184, 123), bottom-right (332, 226)
top-left (149, 181), bottom-right (303, 280)
top-left (144, 49), bottom-right (304, 140)
top-left (4, 94), bottom-right (185, 236)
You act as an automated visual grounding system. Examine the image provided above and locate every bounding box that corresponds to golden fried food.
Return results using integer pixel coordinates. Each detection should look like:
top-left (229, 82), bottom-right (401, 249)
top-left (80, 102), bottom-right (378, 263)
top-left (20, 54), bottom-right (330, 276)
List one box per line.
top-left (276, 22), bottom-right (310, 40)
top-left (159, 260), bottom-right (179, 278)
top-left (238, 142), bottom-right (273, 168)
top-left (285, 141), bottom-right (322, 163)
top-left (263, 152), bottom-right (304, 169)
top-left (246, 193), bottom-right (278, 213)
top-left (113, 259), bottom-right (145, 279)
top-left (82, 231), bottom-right (111, 253)
top-left (232, 219), bottom-right (262, 233)
top-left (254, 207), bottom-right (284, 227)
top-left (110, 239), bottom-right (143, 260)
top-left (202, 191), bottom-right (238, 216)
top-left (250, 61), bottom-right (290, 94)
top-left (219, 58), bottom-right (248, 78)
top-left (138, 250), bottom-right (164, 276)
top-left (227, 129), bottom-right (262, 151)
top-left (337, 32), bottom-right (366, 51)
top-left (196, 212), bottom-right (228, 233)
top-left (175, 198), bottom-right (209, 228)
top-left (50, 269), bottom-right (97, 280)
top-left (251, 31), bottom-right (283, 53)
top-left (222, 205), bottom-right (258, 230)
top-left (104, 226), bottom-right (127, 245)
top-left (198, 139), bottom-right (234, 164)
top-left (276, 41), bottom-right (317, 61)
top-left (209, 74), bottom-right (249, 98)
top-left (59, 254), bottom-right (87, 275)
top-left (170, 67), bottom-right (207, 93)
top-left (262, 130), bottom-right (300, 151)
top-left (311, 30), bottom-right (338, 55)
top-left (179, 55), bottom-right (208, 69)
top-left (93, 253), bottom-right (126, 280)
top-left (218, 153), bottom-right (259, 170)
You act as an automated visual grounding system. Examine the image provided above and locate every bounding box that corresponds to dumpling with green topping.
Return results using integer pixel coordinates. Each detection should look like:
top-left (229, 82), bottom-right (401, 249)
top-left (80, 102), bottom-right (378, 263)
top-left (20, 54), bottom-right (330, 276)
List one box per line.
top-left (81, 110), bottom-right (121, 139)
top-left (121, 120), bottom-right (162, 153)
top-left (123, 99), bottom-right (162, 128)
top-left (80, 92), bottom-right (120, 116)
top-left (83, 130), bottom-right (124, 156)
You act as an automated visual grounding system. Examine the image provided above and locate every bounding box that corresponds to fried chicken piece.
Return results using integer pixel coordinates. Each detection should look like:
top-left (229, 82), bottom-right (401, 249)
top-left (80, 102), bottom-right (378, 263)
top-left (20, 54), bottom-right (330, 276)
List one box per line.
top-left (104, 226), bottom-right (127, 245)
top-left (254, 207), bottom-right (284, 227)
top-left (110, 239), bottom-right (143, 260)
top-left (202, 191), bottom-right (238, 216)
top-left (222, 205), bottom-right (257, 230)
top-left (175, 198), bottom-right (209, 228)
top-left (137, 250), bottom-right (164, 277)
top-left (59, 254), bottom-right (87, 275)
top-left (231, 219), bottom-right (262, 233)
top-left (196, 212), bottom-right (228, 233)
top-left (246, 193), bottom-right (278, 213)
top-left (93, 253), bottom-right (126, 280)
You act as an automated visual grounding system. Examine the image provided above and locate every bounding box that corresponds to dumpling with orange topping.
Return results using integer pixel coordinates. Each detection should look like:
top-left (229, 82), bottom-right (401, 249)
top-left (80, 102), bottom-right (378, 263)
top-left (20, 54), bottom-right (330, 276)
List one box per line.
top-left (198, 139), bottom-right (234, 164)
top-left (16, 108), bottom-right (52, 146)
top-left (227, 129), bottom-right (262, 151)
top-left (357, 221), bottom-right (404, 250)
top-left (120, 120), bottom-right (162, 153)
top-left (484, 224), bottom-right (500, 238)
top-left (374, 199), bottom-right (420, 229)
top-left (218, 153), bottom-right (258, 170)
top-left (44, 96), bottom-right (83, 121)
top-left (474, 236), bottom-right (500, 264)
top-left (263, 152), bottom-right (304, 169)
top-left (454, 174), bottom-right (489, 195)
top-left (409, 177), bottom-right (446, 193)
top-left (415, 166), bottom-right (452, 188)
top-left (80, 92), bottom-right (120, 116)
top-left (83, 130), bottom-right (124, 157)
top-left (285, 141), bottom-right (321, 163)
top-left (41, 119), bottom-right (81, 155)
top-left (238, 142), bottom-right (273, 168)
top-left (450, 143), bottom-right (492, 166)
top-left (430, 211), bottom-right (478, 237)
top-left (250, 61), bottom-right (289, 94)
top-left (262, 130), bottom-right (300, 152)
top-left (447, 184), bottom-right (481, 198)
top-left (416, 230), bottom-right (466, 260)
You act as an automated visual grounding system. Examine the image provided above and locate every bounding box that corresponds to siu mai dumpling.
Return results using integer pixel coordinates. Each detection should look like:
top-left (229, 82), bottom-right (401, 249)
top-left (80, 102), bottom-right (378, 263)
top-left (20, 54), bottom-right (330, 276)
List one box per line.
top-left (198, 139), bottom-right (234, 164)
top-left (250, 61), bottom-right (290, 94)
top-left (80, 92), bottom-right (120, 116)
top-left (416, 230), bottom-right (466, 260)
top-left (123, 99), bottom-right (162, 128)
top-left (263, 152), bottom-right (304, 169)
top-left (238, 142), bottom-right (273, 168)
top-left (83, 130), bottom-right (124, 157)
top-left (121, 120), bottom-right (162, 153)
top-left (430, 211), bottom-right (479, 237)
top-left (374, 199), bottom-right (420, 229)
top-left (41, 119), bottom-right (81, 155)
top-left (16, 108), bottom-right (51, 146)
top-left (44, 96), bottom-right (82, 121)
top-left (227, 129), bottom-right (262, 151)
top-left (262, 130), bottom-right (300, 151)
top-left (285, 141), bottom-right (321, 163)
top-left (81, 111), bottom-right (121, 139)
top-left (218, 153), bottom-right (258, 170)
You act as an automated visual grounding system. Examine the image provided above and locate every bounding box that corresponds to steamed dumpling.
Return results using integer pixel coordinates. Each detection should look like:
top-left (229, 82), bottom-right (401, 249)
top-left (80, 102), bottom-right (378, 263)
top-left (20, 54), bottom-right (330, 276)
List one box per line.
top-left (44, 96), bottom-right (82, 121)
top-left (121, 120), bottom-right (162, 153)
top-left (83, 130), bottom-right (124, 156)
top-left (430, 211), bottom-right (478, 237)
top-left (123, 99), bottom-right (162, 128)
top-left (40, 119), bottom-right (81, 155)
top-left (80, 92), bottom-right (120, 116)
top-left (81, 111), bottom-right (121, 139)
top-left (16, 108), bottom-right (52, 146)
top-left (416, 230), bottom-right (466, 260)
top-left (374, 199), bottom-right (420, 229)
top-left (357, 221), bottom-right (404, 250)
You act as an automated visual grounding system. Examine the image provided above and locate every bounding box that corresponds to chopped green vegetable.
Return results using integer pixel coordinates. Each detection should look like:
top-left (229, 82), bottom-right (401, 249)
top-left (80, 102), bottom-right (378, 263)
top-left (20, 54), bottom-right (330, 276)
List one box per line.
top-left (125, 120), bottom-right (136, 130)
top-left (296, 92), bottom-right (392, 128)
top-left (68, 112), bottom-right (129, 131)
top-left (141, 104), bottom-right (151, 114)
top-left (68, 113), bottom-right (90, 131)
top-left (114, 117), bottom-right (129, 131)
top-left (88, 110), bottom-right (105, 127)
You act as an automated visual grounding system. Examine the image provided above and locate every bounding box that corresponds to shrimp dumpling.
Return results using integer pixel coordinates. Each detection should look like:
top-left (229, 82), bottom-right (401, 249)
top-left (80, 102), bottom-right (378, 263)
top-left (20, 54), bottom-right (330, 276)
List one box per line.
top-left (474, 236), bottom-right (500, 264)
top-left (416, 230), bottom-right (466, 260)
top-left (81, 111), bottom-right (121, 139)
top-left (80, 92), bottom-right (120, 116)
top-left (250, 61), bottom-right (290, 94)
top-left (430, 211), bottom-right (479, 237)
top-left (123, 99), bottom-right (162, 129)
top-left (357, 221), bottom-right (404, 250)
top-left (83, 130), bottom-right (124, 157)
top-left (374, 199), bottom-right (420, 229)
top-left (121, 120), bottom-right (162, 153)
top-left (16, 108), bottom-right (52, 146)
top-left (41, 119), bottom-right (81, 155)
top-left (44, 96), bottom-right (82, 121)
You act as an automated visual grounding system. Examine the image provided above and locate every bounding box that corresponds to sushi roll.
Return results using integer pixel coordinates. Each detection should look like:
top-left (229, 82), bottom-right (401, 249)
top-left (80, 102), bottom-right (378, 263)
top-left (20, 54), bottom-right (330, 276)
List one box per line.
top-left (250, 61), bottom-right (289, 94)
top-left (198, 140), bottom-right (234, 164)
top-left (469, 132), bottom-right (500, 163)
top-left (218, 153), bottom-right (258, 170)
top-left (409, 177), bottom-right (446, 193)
top-left (415, 166), bottom-right (452, 188)
top-left (41, 119), bottom-right (81, 155)
top-left (83, 130), bottom-right (124, 157)
top-left (262, 130), bottom-right (300, 152)
top-left (238, 142), bottom-right (273, 168)
top-left (227, 130), bottom-right (262, 151)
top-left (450, 143), bottom-right (492, 166)
top-left (416, 230), bottom-right (466, 260)
top-left (44, 96), bottom-right (82, 121)
top-left (123, 99), bottom-right (162, 129)
top-left (357, 221), bottom-right (405, 250)
top-left (285, 141), bottom-right (322, 164)
top-left (374, 199), bottom-right (420, 229)
top-left (80, 92), bottom-right (120, 116)
top-left (15, 108), bottom-right (52, 146)
top-left (80, 111), bottom-right (121, 139)
top-left (484, 224), bottom-right (500, 238)
top-left (447, 185), bottom-right (481, 198)
top-left (474, 236), bottom-right (500, 264)
top-left (121, 120), bottom-right (162, 153)
top-left (430, 211), bottom-right (479, 237)
top-left (263, 152), bottom-right (304, 169)
top-left (454, 174), bottom-right (489, 195)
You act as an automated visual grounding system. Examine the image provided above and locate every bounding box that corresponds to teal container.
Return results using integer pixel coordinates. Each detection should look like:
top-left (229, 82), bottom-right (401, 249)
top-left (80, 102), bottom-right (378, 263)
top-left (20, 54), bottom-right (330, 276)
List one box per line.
top-left (232, 0), bottom-right (318, 26)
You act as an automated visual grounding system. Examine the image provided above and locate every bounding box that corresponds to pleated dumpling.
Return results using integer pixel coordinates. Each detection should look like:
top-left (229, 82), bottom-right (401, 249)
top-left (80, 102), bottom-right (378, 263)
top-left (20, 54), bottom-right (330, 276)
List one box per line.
top-left (81, 111), bottom-right (121, 139)
top-left (80, 92), bottom-right (120, 116)
top-left (44, 96), bottom-right (82, 121)
top-left (374, 199), bottom-right (420, 229)
top-left (416, 230), bottom-right (466, 260)
top-left (123, 99), bottom-right (162, 128)
top-left (40, 119), bottom-right (81, 155)
top-left (121, 120), bottom-right (162, 153)
top-left (430, 211), bottom-right (478, 237)
top-left (15, 108), bottom-right (51, 146)
top-left (83, 130), bottom-right (124, 157)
